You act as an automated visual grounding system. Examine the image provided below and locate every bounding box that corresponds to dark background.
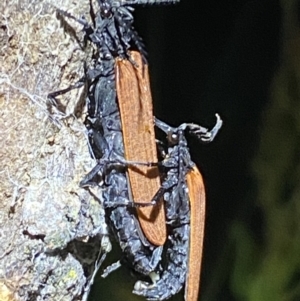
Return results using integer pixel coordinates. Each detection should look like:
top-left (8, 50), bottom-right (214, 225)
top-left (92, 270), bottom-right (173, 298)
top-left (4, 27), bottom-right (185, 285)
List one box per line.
top-left (137, 0), bottom-right (280, 300)
top-left (90, 0), bottom-right (286, 300)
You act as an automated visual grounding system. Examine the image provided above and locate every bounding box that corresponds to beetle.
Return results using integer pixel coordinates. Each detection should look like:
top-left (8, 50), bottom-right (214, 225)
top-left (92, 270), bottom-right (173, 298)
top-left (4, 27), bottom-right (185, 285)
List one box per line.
top-left (48, 0), bottom-right (179, 245)
top-left (133, 116), bottom-right (222, 300)
top-left (79, 55), bottom-right (165, 277)
top-left (47, 0), bottom-right (170, 285)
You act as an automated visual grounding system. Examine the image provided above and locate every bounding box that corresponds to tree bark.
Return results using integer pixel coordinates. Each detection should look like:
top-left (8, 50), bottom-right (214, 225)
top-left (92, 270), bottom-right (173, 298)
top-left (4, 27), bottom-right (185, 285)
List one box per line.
top-left (0, 1), bottom-right (108, 300)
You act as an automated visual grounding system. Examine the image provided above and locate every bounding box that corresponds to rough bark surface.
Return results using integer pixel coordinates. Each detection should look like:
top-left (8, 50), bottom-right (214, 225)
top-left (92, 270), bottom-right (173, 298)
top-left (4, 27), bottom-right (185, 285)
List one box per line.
top-left (0, 1), bottom-right (108, 300)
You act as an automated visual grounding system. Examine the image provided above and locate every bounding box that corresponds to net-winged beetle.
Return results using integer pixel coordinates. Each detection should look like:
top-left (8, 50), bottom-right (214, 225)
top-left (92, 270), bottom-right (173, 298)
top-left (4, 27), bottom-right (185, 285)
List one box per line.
top-left (133, 116), bottom-right (222, 300)
top-left (48, 0), bottom-right (179, 246)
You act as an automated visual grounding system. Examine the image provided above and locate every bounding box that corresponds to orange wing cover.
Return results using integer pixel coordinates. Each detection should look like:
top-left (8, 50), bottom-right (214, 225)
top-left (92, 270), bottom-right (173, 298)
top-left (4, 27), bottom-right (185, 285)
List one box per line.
top-left (115, 51), bottom-right (166, 246)
top-left (185, 166), bottom-right (206, 301)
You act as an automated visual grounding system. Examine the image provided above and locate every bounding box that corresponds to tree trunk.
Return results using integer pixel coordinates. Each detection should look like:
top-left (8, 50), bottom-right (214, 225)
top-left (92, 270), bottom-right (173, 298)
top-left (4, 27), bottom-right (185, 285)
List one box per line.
top-left (0, 1), bottom-right (108, 300)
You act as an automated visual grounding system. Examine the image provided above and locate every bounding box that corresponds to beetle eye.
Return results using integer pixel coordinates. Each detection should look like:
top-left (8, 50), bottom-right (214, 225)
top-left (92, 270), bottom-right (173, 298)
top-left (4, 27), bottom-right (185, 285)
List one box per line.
top-left (167, 132), bottom-right (178, 145)
top-left (101, 8), bottom-right (111, 17)
top-left (100, 2), bottom-right (112, 17)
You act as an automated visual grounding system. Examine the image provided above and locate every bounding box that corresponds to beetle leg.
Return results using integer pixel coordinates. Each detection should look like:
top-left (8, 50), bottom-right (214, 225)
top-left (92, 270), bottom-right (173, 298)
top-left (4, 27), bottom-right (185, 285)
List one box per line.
top-left (186, 113), bottom-right (223, 143)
